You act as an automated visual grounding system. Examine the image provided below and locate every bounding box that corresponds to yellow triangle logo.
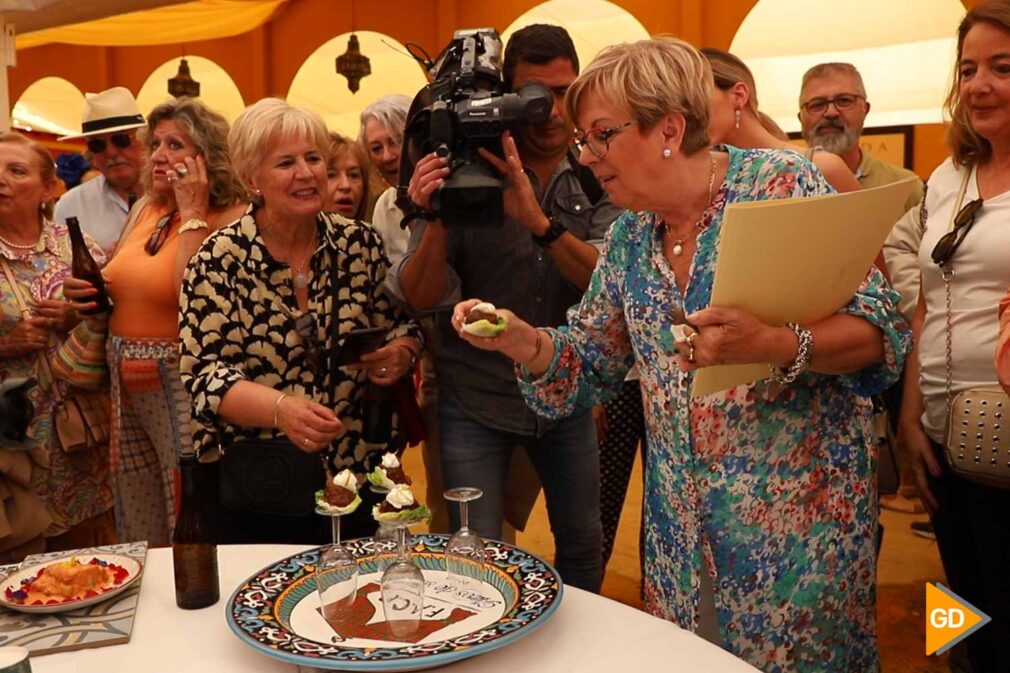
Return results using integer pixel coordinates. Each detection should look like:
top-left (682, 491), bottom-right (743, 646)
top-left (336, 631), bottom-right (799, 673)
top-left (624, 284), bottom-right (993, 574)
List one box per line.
top-left (925, 583), bottom-right (991, 655)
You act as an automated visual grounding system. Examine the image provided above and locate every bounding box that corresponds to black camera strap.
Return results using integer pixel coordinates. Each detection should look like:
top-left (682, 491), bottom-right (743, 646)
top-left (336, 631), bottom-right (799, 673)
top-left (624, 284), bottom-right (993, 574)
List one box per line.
top-left (568, 151), bottom-right (605, 207)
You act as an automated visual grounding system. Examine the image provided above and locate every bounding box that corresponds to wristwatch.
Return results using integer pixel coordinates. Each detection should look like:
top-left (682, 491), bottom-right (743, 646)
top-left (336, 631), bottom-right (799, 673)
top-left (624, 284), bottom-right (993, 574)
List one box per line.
top-left (179, 218), bottom-right (210, 234)
top-left (532, 215), bottom-right (567, 248)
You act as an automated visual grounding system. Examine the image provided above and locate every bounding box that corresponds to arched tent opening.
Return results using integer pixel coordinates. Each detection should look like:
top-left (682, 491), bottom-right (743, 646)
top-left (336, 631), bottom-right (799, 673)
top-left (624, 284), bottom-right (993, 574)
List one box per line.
top-left (287, 30), bottom-right (428, 138)
top-left (137, 55), bottom-right (246, 123)
top-left (730, 0), bottom-right (965, 133)
top-left (12, 76), bottom-right (85, 137)
top-left (501, 0), bottom-right (650, 75)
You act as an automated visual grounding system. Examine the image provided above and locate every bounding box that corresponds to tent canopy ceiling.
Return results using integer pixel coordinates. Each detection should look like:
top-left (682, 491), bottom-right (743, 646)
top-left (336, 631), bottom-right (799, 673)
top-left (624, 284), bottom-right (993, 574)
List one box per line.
top-left (11, 0), bottom-right (288, 49)
top-left (2, 0), bottom-right (188, 34)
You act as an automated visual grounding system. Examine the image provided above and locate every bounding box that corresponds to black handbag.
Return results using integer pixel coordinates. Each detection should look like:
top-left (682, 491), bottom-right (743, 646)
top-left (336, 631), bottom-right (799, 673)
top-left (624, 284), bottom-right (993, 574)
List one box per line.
top-left (218, 438), bottom-right (324, 516)
top-left (217, 246), bottom-right (342, 516)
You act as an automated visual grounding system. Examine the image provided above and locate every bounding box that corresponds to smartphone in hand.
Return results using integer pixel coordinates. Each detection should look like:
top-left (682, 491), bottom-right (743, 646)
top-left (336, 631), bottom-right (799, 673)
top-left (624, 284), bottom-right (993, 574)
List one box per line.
top-left (335, 327), bottom-right (386, 366)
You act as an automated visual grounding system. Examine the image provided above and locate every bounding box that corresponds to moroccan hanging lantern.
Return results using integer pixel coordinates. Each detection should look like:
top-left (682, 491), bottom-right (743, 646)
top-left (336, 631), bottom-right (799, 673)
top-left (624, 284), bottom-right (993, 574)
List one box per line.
top-left (335, 34), bottom-right (371, 94)
top-left (168, 58), bottom-right (200, 98)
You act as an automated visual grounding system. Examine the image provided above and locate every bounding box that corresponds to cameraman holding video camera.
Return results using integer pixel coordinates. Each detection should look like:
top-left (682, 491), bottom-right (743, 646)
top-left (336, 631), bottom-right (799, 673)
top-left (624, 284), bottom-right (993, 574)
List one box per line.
top-left (387, 24), bottom-right (622, 593)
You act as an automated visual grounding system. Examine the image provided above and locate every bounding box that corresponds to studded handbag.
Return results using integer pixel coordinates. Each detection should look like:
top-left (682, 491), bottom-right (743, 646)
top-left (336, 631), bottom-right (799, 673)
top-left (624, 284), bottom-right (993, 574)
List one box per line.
top-left (938, 171), bottom-right (1010, 488)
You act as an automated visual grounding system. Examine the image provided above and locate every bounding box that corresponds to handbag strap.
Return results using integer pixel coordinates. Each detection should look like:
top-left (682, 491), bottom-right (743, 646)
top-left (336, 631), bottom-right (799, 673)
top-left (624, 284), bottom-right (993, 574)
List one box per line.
top-left (329, 243), bottom-right (341, 409)
top-left (941, 168), bottom-right (974, 412)
top-left (0, 256), bottom-right (62, 403)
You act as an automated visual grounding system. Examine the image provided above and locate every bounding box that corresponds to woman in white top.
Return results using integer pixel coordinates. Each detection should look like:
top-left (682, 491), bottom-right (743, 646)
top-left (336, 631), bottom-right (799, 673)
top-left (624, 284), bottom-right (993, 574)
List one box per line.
top-left (900, 2), bottom-right (1010, 668)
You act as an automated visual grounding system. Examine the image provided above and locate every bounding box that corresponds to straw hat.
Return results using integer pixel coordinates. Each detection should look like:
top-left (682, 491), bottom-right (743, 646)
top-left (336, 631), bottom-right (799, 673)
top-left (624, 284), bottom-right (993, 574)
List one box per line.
top-left (58, 86), bottom-right (145, 141)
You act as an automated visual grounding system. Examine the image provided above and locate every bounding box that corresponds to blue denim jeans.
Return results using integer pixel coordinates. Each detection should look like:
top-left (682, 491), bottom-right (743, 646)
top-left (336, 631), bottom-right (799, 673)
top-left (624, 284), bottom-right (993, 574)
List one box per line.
top-left (438, 396), bottom-right (602, 592)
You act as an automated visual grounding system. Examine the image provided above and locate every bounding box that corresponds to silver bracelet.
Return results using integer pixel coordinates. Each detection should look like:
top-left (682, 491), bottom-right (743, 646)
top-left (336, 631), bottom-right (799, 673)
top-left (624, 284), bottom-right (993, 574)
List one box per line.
top-left (769, 323), bottom-right (813, 384)
top-left (273, 393), bottom-right (288, 428)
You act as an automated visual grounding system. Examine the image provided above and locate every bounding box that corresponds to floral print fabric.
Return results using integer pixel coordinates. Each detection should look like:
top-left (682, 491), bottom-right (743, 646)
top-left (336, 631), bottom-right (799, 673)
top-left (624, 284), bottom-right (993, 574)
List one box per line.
top-left (0, 220), bottom-right (114, 535)
top-left (519, 147), bottom-right (912, 672)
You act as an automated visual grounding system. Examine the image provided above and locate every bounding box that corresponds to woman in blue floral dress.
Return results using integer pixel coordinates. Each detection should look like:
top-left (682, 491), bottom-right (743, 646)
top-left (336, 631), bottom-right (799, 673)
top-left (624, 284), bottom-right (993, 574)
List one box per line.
top-left (430, 39), bottom-right (911, 672)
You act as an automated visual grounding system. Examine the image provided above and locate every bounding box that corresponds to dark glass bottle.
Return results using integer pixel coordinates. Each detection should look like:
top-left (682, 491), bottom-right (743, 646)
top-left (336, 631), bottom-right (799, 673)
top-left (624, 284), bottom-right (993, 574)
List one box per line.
top-left (65, 217), bottom-right (111, 315)
top-left (362, 382), bottom-right (394, 444)
top-left (172, 454), bottom-right (219, 609)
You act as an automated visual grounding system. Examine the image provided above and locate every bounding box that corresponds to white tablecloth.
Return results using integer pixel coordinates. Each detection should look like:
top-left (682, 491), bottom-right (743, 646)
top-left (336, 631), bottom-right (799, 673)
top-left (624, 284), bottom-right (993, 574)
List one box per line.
top-left (30, 545), bottom-right (757, 673)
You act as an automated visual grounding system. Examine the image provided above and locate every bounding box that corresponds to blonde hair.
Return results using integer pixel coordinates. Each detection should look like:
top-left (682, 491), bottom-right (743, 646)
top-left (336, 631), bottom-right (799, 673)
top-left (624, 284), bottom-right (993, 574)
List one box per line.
top-left (565, 37), bottom-right (712, 156)
top-left (702, 48), bottom-right (787, 140)
top-left (328, 131), bottom-right (370, 221)
top-left (138, 97), bottom-right (244, 209)
top-left (0, 132), bottom-right (57, 219)
top-left (229, 98), bottom-right (331, 202)
top-left (945, 0), bottom-right (1010, 167)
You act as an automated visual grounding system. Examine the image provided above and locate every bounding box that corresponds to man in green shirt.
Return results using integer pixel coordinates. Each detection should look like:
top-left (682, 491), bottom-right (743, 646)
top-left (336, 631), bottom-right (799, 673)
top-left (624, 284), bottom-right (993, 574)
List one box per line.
top-left (798, 62), bottom-right (923, 214)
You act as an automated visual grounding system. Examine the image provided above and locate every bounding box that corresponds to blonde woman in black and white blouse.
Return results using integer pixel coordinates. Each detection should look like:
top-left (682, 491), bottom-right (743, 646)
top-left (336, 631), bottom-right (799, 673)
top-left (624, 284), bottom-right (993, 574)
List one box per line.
top-left (179, 99), bottom-right (421, 544)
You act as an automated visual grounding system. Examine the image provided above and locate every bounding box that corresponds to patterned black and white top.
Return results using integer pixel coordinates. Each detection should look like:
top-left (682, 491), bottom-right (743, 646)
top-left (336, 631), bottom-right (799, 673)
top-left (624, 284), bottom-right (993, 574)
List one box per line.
top-left (178, 208), bottom-right (422, 474)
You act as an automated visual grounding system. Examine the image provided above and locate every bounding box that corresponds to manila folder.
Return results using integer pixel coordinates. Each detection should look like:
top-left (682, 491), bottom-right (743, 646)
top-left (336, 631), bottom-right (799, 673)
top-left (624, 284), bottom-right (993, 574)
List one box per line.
top-left (691, 176), bottom-right (917, 397)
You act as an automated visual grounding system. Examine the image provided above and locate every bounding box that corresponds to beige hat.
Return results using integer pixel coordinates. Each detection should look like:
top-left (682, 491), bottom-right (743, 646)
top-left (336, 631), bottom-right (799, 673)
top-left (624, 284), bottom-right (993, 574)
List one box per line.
top-left (58, 86), bottom-right (145, 141)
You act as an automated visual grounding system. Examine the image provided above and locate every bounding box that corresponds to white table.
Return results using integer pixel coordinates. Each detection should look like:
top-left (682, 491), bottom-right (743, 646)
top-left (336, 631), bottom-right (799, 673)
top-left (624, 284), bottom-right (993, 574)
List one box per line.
top-left (30, 545), bottom-right (757, 673)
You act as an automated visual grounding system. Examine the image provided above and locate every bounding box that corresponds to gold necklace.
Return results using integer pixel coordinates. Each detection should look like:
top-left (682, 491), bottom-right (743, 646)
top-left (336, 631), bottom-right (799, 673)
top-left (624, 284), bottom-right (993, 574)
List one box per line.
top-left (668, 152), bottom-right (717, 256)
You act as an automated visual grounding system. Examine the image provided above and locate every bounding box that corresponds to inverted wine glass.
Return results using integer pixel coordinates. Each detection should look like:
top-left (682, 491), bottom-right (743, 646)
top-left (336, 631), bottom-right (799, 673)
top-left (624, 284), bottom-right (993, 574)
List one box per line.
top-left (379, 523), bottom-right (424, 639)
top-left (315, 507), bottom-right (357, 628)
top-left (444, 487), bottom-right (486, 589)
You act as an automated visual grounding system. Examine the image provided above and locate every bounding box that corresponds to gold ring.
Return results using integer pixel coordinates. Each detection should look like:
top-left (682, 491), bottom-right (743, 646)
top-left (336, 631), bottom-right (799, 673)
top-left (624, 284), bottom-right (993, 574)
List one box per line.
top-left (303, 438), bottom-right (310, 447)
top-left (687, 345), bottom-right (696, 363)
top-left (686, 332), bottom-right (697, 345)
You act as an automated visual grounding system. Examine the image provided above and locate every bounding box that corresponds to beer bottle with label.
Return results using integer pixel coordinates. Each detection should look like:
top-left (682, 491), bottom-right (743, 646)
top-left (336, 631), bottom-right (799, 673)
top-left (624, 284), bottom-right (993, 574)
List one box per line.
top-left (65, 217), bottom-right (111, 315)
top-left (172, 453), bottom-right (219, 609)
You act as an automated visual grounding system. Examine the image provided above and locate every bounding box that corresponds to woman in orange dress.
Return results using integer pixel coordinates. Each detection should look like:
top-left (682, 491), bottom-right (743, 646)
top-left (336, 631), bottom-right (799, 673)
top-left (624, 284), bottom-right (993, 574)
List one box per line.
top-left (67, 98), bottom-right (246, 545)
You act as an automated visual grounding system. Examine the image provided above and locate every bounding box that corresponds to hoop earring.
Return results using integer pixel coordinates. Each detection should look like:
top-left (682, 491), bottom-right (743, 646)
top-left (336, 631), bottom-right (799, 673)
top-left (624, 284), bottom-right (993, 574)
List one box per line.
top-left (662, 148), bottom-right (672, 159)
top-left (734, 108), bottom-right (742, 129)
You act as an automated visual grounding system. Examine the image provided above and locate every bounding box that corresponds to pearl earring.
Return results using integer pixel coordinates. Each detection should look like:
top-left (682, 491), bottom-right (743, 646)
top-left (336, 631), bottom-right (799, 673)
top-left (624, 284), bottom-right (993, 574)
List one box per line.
top-left (662, 148), bottom-right (672, 158)
top-left (734, 108), bottom-right (742, 129)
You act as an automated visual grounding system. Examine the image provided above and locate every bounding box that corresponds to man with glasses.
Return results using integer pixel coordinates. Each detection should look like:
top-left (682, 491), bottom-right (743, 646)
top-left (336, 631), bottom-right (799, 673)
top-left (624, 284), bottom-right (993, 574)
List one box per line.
top-left (56, 87), bottom-right (145, 252)
top-left (387, 24), bottom-right (622, 593)
top-left (798, 63), bottom-right (923, 212)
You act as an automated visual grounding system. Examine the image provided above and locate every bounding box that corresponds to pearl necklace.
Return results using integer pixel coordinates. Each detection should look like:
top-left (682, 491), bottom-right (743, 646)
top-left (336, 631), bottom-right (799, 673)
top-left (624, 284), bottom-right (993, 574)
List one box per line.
top-left (0, 232), bottom-right (39, 251)
top-left (668, 152), bottom-right (717, 256)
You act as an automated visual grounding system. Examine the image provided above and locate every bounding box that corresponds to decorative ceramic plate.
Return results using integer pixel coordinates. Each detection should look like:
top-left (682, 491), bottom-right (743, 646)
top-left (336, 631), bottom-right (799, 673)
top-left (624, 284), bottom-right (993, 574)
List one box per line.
top-left (227, 534), bottom-right (563, 671)
top-left (0, 553), bottom-right (144, 614)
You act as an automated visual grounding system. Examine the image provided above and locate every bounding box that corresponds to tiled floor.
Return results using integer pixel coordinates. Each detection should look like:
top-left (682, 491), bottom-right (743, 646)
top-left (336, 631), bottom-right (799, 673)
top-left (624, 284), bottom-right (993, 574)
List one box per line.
top-left (403, 447), bottom-right (950, 671)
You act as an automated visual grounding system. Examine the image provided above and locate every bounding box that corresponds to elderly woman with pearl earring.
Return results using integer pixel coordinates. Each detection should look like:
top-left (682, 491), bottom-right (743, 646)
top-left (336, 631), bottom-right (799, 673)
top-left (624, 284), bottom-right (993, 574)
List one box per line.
top-left (179, 99), bottom-right (422, 544)
top-left (444, 38), bottom-right (911, 671)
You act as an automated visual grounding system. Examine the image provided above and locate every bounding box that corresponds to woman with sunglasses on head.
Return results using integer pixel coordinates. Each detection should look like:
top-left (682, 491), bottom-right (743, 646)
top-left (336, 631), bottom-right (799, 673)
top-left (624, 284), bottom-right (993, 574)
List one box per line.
top-left (179, 99), bottom-right (422, 544)
top-left (899, 2), bottom-right (1010, 668)
top-left (436, 38), bottom-right (911, 671)
top-left (64, 97), bottom-right (246, 546)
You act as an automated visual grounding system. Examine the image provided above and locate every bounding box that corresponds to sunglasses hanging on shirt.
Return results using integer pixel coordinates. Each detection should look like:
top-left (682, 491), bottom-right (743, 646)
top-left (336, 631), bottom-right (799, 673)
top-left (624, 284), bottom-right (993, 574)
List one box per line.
top-left (146, 210), bottom-right (178, 256)
top-left (930, 198), bottom-right (983, 268)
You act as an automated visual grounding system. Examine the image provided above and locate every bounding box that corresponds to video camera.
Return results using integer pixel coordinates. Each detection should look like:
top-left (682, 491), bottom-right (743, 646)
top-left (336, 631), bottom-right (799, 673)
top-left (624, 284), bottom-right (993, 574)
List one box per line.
top-left (397, 28), bottom-right (552, 228)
